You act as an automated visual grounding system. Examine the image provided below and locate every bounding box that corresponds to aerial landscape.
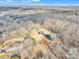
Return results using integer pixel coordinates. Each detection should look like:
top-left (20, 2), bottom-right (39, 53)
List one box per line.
top-left (0, 6), bottom-right (79, 59)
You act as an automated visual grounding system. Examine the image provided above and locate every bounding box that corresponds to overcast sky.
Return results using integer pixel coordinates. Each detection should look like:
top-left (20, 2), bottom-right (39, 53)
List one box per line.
top-left (0, 0), bottom-right (79, 5)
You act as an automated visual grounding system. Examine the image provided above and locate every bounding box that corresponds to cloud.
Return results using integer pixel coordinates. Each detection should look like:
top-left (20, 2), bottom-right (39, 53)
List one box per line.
top-left (32, 0), bottom-right (40, 2)
top-left (0, 0), bottom-right (41, 3)
top-left (6, 0), bottom-right (12, 2)
top-left (6, 0), bottom-right (31, 2)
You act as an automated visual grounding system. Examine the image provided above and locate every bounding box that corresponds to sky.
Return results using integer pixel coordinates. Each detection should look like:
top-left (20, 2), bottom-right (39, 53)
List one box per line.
top-left (0, 0), bottom-right (79, 5)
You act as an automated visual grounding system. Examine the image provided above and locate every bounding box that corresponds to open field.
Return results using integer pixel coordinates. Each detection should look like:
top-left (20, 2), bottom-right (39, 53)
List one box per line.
top-left (0, 6), bottom-right (79, 59)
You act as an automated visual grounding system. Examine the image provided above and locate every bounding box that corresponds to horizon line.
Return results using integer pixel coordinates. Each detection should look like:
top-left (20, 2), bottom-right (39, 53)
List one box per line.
top-left (1, 4), bottom-right (79, 6)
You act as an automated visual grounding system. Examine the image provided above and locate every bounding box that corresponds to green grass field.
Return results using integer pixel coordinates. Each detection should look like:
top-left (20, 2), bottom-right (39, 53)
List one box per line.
top-left (10, 56), bottom-right (20, 59)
